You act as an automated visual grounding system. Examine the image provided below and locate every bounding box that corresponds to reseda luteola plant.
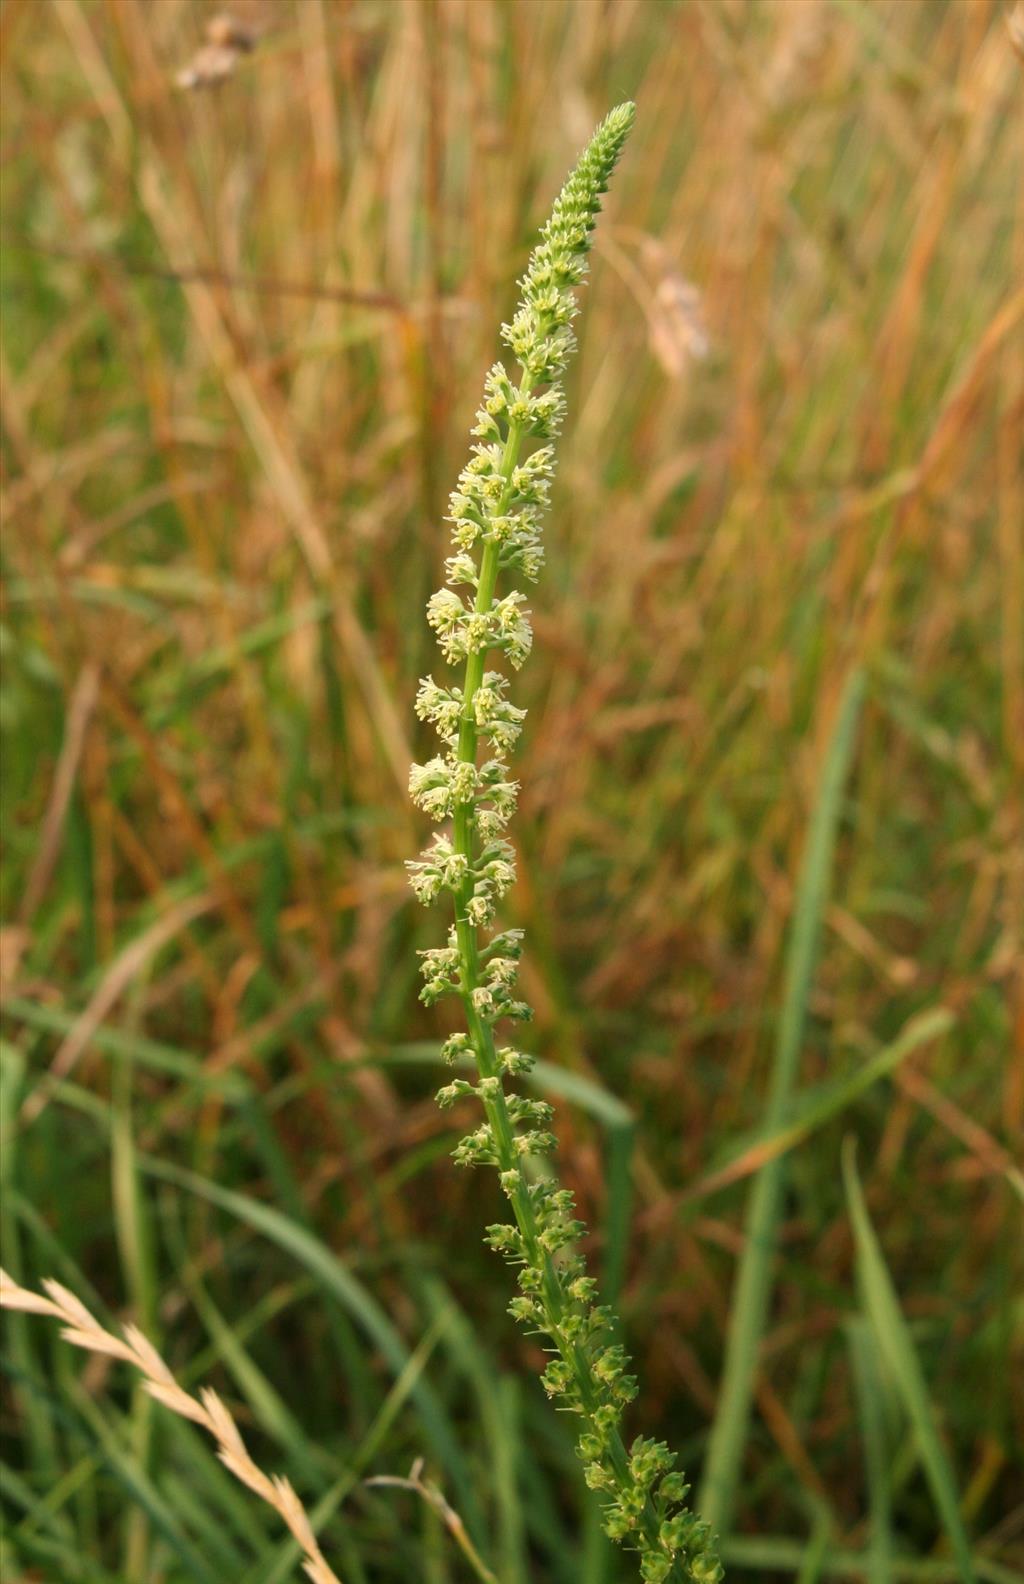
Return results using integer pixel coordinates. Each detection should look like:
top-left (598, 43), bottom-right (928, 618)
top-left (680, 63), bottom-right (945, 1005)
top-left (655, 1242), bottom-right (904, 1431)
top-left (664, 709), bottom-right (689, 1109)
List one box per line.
top-left (407, 104), bottom-right (722, 1584)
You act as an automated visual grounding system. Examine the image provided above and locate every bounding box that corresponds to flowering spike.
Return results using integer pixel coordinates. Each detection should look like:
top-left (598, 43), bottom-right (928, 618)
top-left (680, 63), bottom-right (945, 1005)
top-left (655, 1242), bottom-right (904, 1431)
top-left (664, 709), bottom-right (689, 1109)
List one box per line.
top-left (407, 103), bottom-right (721, 1584)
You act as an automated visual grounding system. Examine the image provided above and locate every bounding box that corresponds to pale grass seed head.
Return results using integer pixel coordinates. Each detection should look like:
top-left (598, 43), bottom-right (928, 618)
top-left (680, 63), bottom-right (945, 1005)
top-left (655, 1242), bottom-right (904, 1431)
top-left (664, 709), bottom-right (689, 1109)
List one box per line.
top-left (0, 1268), bottom-right (342, 1584)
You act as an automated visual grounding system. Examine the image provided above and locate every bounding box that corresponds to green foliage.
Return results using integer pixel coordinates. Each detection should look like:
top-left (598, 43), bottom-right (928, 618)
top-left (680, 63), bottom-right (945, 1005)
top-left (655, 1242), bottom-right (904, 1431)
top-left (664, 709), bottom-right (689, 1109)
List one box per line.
top-left (844, 1142), bottom-right (976, 1584)
top-left (699, 669), bottom-right (866, 1533)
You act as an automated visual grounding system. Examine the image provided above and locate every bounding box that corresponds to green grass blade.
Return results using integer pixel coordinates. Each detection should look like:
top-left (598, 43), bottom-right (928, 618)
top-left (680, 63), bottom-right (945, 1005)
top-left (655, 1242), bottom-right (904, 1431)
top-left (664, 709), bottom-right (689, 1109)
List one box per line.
top-left (699, 667), bottom-right (866, 1533)
top-left (159, 1466), bottom-right (260, 1578)
top-left (0, 1042), bottom-right (61, 1482)
top-left (843, 1140), bottom-right (976, 1583)
top-left (847, 1318), bottom-right (894, 1584)
top-left (690, 1006), bottom-right (953, 1204)
top-left (721, 1534), bottom-right (1018, 1582)
top-left (109, 979), bottom-right (159, 1579)
top-left (0, 1522), bottom-right (123, 1584)
top-left (417, 1277), bottom-right (524, 1583)
top-left (2, 997), bottom-right (251, 1100)
top-left (795, 1507), bottom-right (832, 1584)
top-left (1, 1458), bottom-right (80, 1552)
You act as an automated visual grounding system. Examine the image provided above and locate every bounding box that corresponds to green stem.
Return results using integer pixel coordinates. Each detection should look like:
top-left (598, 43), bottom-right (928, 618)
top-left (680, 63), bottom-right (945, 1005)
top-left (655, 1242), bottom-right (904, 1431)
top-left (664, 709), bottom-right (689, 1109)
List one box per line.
top-left (447, 402), bottom-right (672, 1569)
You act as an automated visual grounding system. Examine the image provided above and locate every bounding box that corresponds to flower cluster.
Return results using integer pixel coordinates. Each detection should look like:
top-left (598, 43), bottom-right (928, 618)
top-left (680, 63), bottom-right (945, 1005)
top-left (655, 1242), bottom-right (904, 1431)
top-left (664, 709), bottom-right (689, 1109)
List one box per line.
top-left (407, 103), bottom-right (722, 1584)
top-left (415, 673), bottom-right (527, 755)
top-left (407, 830), bottom-right (517, 928)
top-left (425, 587), bottom-right (534, 669)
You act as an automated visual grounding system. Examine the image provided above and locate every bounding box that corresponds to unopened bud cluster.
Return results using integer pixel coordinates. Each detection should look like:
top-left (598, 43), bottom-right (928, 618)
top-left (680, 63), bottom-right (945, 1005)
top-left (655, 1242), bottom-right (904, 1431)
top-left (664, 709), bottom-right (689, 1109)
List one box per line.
top-left (406, 103), bottom-right (722, 1584)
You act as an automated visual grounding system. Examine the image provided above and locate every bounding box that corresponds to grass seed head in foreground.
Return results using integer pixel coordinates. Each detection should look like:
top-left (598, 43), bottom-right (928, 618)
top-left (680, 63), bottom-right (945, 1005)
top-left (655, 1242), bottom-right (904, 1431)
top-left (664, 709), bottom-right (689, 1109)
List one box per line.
top-left (0, 1269), bottom-right (342, 1584)
top-left (407, 102), bottom-right (723, 1584)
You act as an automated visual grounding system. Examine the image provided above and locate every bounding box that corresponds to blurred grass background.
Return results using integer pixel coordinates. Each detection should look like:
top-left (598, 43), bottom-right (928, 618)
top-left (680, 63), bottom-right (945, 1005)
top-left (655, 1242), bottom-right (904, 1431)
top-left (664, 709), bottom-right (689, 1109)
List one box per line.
top-left (1, 0), bottom-right (1022, 1580)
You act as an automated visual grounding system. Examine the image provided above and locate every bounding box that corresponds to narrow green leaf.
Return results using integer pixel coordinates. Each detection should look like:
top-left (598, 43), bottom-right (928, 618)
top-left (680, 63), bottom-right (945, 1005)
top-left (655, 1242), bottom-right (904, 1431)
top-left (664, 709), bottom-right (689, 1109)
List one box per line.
top-left (3, 997), bottom-right (250, 1100)
top-left (722, 1534), bottom-right (1016, 1582)
top-left (847, 1318), bottom-right (894, 1584)
top-left (690, 1007), bottom-right (954, 1204)
top-left (795, 1508), bottom-right (832, 1584)
top-left (843, 1140), bottom-right (976, 1583)
top-left (700, 667), bottom-right (866, 1533)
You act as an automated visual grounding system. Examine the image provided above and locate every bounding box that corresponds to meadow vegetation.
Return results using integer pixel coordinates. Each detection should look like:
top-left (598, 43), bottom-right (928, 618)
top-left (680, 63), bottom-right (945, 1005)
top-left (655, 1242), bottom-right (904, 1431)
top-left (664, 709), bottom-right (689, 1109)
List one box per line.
top-left (1, 1), bottom-right (1021, 1581)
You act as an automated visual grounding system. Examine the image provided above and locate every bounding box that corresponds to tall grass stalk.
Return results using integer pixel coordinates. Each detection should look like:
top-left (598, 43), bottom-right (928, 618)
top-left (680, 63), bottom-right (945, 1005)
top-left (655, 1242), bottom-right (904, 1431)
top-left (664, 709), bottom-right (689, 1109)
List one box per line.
top-left (698, 668), bottom-right (865, 1534)
top-left (406, 104), bottom-right (720, 1584)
